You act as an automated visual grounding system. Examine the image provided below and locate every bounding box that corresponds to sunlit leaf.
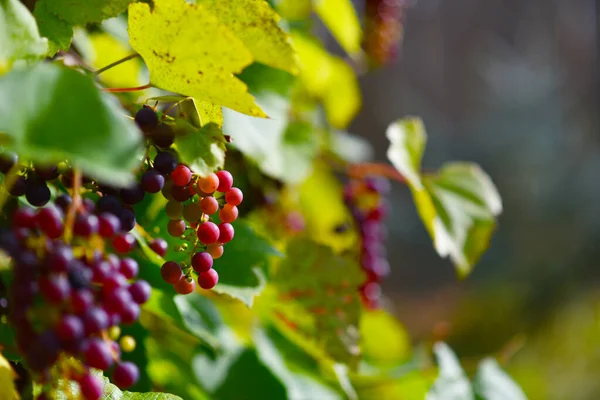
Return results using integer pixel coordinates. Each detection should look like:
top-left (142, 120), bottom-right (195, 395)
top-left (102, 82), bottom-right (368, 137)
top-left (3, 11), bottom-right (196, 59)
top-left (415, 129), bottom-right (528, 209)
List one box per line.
top-left (0, 352), bottom-right (18, 399)
top-left (426, 342), bottom-right (474, 400)
top-left (360, 309), bottom-right (411, 367)
top-left (174, 122), bottom-right (226, 177)
top-left (314, 0), bottom-right (362, 55)
top-left (89, 33), bottom-right (141, 89)
top-left (386, 118), bottom-right (502, 277)
top-left (33, 0), bottom-right (72, 56)
top-left (43, 0), bottom-right (131, 25)
top-left (0, 0), bottom-right (48, 68)
top-left (291, 32), bottom-right (360, 128)
top-left (128, 0), bottom-right (265, 117)
top-left (473, 358), bottom-right (527, 400)
top-left (0, 63), bottom-right (143, 186)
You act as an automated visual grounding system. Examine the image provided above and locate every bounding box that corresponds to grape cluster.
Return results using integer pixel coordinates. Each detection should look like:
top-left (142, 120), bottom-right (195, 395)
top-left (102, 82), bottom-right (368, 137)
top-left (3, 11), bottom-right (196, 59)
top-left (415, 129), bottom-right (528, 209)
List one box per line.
top-left (1, 199), bottom-right (148, 399)
top-left (133, 107), bottom-right (243, 294)
top-left (363, 0), bottom-right (408, 66)
top-left (344, 176), bottom-right (390, 308)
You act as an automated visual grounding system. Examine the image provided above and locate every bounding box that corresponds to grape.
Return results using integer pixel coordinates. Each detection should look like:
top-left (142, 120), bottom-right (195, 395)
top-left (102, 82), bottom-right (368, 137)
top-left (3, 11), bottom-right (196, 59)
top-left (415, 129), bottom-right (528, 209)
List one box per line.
top-left (118, 208), bottom-right (136, 232)
top-left (112, 233), bottom-right (136, 253)
top-left (35, 164), bottom-right (59, 181)
top-left (120, 184), bottom-right (145, 205)
top-left (196, 173), bottom-right (219, 194)
top-left (101, 274), bottom-right (128, 296)
top-left (191, 252), bottom-right (213, 273)
top-left (197, 221), bottom-right (219, 245)
top-left (47, 245), bottom-right (74, 273)
top-left (199, 196), bottom-right (218, 215)
top-left (55, 314), bottom-right (84, 342)
top-left (218, 223), bottom-right (234, 244)
top-left (167, 219), bottom-right (186, 237)
top-left (207, 244), bottom-right (224, 259)
top-left (67, 261), bottom-right (93, 289)
top-left (149, 238), bottom-right (168, 257)
top-left (98, 213), bottom-right (121, 238)
top-left (79, 373), bottom-right (103, 400)
top-left (171, 184), bottom-right (192, 202)
top-left (173, 276), bottom-right (196, 294)
top-left (112, 361), bottom-right (139, 389)
top-left (55, 193), bottom-right (73, 212)
top-left (120, 336), bottom-right (136, 353)
top-left (152, 123), bottom-right (175, 148)
top-left (120, 302), bottom-right (140, 324)
top-left (134, 106), bottom-right (159, 134)
top-left (183, 202), bottom-right (202, 222)
top-left (71, 289), bottom-right (94, 315)
top-left (161, 180), bottom-right (175, 201)
top-left (197, 269), bottom-right (219, 290)
top-left (165, 200), bottom-right (183, 219)
top-left (172, 164), bottom-right (191, 187)
top-left (12, 207), bottom-right (36, 229)
top-left (0, 152), bottom-right (18, 173)
top-left (82, 338), bottom-right (113, 370)
top-left (97, 195), bottom-right (121, 215)
top-left (82, 198), bottom-right (96, 214)
top-left (39, 274), bottom-right (71, 303)
top-left (83, 307), bottom-right (109, 335)
top-left (119, 258), bottom-right (139, 279)
top-left (215, 170), bottom-right (233, 192)
top-left (160, 261), bottom-right (183, 284)
top-left (218, 205), bottom-right (238, 223)
top-left (25, 182), bottom-right (51, 207)
top-left (141, 168), bottom-right (165, 193)
top-left (364, 176), bottom-right (391, 194)
top-left (225, 187), bottom-right (243, 206)
top-left (74, 214), bottom-right (99, 237)
top-left (129, 280), bottom-right (151, 304)
top-left (36, 207), bottom-right (64, 239)
top-left (8, 176), bottom-right (27, 196)
top-left (104, 287), bottom-right (132, 314)
top-left (154, 152), bottom-right (177, 175)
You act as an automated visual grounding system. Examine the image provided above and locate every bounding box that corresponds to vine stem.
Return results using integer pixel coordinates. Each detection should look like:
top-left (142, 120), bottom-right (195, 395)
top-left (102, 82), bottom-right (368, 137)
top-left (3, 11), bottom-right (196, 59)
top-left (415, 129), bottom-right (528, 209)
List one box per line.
top-left (64, 169), bottom-right (82, 243)
top-left (103, 83), bottom-right (153, 93)
top-left (94, 53), bottom-right (140, 76)
top-left (346, 162), bottom-right (407, 183)
top-left (0, 164), bottom-right (21, 215)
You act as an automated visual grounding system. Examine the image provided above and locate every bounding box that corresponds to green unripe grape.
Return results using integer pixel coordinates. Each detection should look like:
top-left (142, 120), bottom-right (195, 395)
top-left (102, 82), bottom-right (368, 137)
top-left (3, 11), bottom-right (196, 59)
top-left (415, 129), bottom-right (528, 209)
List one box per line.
top-left (120, 335), bottom-right (137, 352)
top-left (108, 326), bottom-right (121, 340)
top-left (183, 202), bottom-right (203, 222)
top-left (166, 200), bottom-right (184, 219)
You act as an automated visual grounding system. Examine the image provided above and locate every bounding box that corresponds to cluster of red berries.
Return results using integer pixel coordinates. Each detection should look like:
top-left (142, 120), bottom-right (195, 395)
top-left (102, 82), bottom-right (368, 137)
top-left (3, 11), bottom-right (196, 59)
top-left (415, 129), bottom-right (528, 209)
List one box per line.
top-left (159, 165), bottom-right (243, 294)
top-left (344, 176), bottom-right (391, 309)
top-left (0, 198), bottom-right (148, 399)
top-left (363, 0), bottom-right (408, 66)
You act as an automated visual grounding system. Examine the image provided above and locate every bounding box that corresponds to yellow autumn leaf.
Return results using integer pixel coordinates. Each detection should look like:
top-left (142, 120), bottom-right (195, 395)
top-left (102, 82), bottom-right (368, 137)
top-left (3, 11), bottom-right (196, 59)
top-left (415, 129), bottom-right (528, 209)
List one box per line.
top-left (128, 0), bottom-right (265, 117)
top-left (314, 0), bottom-right (362, 55)
top-left (195, 0), bottom-right (298, 75)
top-left (89, 33), bottom-right (141, 89)
top-left (292, 32), bottom-right (361, 128)
top-left (0, 352), bottom-right (18, 399)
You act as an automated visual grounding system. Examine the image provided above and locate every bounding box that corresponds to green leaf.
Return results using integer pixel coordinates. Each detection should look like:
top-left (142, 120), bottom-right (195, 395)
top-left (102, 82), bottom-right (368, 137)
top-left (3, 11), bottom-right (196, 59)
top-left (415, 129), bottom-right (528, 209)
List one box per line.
top-left (43, 0), bottom-right (131, 25)
top-left (270, 238), bottom-right (363, 367)
top-left (194, 0), bottom-right (298, 75)
top-left (291, 32), bottom-right (360, 128)
top-left (173, 293), bottom-right (223, 350)
top-left (212, 220), bottom-right (281, 306)
top-left (473, 359), bottom-right (527, 400)
top-left (128, 0), bottom-right (265, 117)
top-left (0, 0), bottom-right (48, 68)
top-left (386, 118), bottom-right (502, 277)
top-left (352, 371), bottom-right (434, 400)
top-left (223, 94), bottom-right (319, 184)
top-left (33, 0), bottom-right (73, 56)
top-left (314, 0), bottom-right (362, 55)
top-left (174, 122), bottom-right (226, 177)
top-left (100, 373), bottom-right (183, 400)
top-left (427, 342), bottom-right (474, 400)
top-left (238, 63), bottom-right (296, 96)
top-left (0, 63), bottom-right (143, 186)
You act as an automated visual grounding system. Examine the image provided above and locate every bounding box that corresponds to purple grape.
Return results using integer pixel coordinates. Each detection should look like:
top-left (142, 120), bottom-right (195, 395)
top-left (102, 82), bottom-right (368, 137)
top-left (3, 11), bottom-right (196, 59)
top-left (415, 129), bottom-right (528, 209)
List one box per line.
top-left (141, 168), bottom-right (165, 193)
top-left (112, 361), bottom-right (139, 388)
top-left (104, 287), bottom-right (132, 314)
top-left (120, 302), bottom-right (140, 325)
top-left (0, 152), bottom-right (18, 173)
top-left (97, 195), bottom-right (122, 215)
top-left (39, 274), bottom-right (71, 303)
top-left (25, 182), bottom-right (51, 207)
top-left (82, 338), bottom-right (113, 370)
top-left (55, 194), bottom-right (73, 212)
top-left (79, 373), bottom-right (103, 400)
top-left (56, 314), bottom-right (84, 342)
top-left (120, 184), bottom-right (145, 205)
top-left (83, 307), bottom-right (109, 335)
top-left (154, 152), bottom-right (177, 175)
top-left (119, 258), bottom-right (138, 279)
top-left (98, 212), bottom-right (121, 238)
top-left (118, 208), bottom-right (136, 232)
top-left (8, 176), bottom-right (27, 196)
top-left (129, 280), bottom-right (151, 304)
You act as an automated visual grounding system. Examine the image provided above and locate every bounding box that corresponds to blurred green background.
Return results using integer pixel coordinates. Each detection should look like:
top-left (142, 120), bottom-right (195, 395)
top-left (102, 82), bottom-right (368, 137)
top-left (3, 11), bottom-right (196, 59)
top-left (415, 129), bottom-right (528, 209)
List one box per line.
top-left (330, 1), bottom-right (600, 398)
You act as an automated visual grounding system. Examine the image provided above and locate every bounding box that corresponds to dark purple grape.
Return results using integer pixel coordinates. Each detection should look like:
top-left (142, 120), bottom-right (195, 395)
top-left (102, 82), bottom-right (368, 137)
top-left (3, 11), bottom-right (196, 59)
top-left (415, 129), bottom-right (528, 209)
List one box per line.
top-left (82, 198), bottom-right (96, 213)
top-left (8, 176), bottom-right (27, 196)
top-left (79, 373), bottom-right (103, 400)
top-left (39, 274), bottom-right (71, 303)
top-left (74, 214), bottom-right (100, 237)
top-left (154, 152), bottom-right (177, 175)
top-left (149, 238), bottom-right (167, 257)
top-left (91, 260), bottom-right (112, 284)
top-left (152, 123), bottom-right (174, 148)
top-left (141, 168), bottom-right (165, 193)
top-left (97, 195), bottom-right (122, 215)
top-left (26, 182), bottom-right (51, 207)
top-left (119, 258), bottom-right (139, 279)
top-left (112, 361), bottom-right (139, 389)
top-left (55, 314), bottom-right (84, 342)
top-left (120, 302), bottom-right (140, 324)
top-left (47, 245), bottom-right (74, 273)
top-left (118, 208), bottom-right (136, 232)
top-left (0, 152), bottom-right (18, 173)
top-left (120, 184), bottom-right (144, 205)
top-left (135, 106), bottom-right (159, 134)
top-left (98, 212), bottom-right (121, 237)
top-left (104, 287), bottom-right (132, 314)
top-left (82, 338), bottom-right (113, 370)
top-left (101, 274), bottom-right (127, 296)
top-left (83, 307), bottom-right (109, 335)
top-left (71, 289), bottom-right (94, 315)
top-left (55, 193), bottom-right (72, 212)
top-left (67, 262), bottom-right (93, 290)
top-left (36, 206), bottom-right (64, 239)
top-left (12, 207), bottom-right (36, 229)
top-left (27, 331), bottom-right (59, 371)
top-left (129, 280), bottom-right (151, 304)
top-left (35, 164), bottom-right (59, 181)
top-left (171, 185), bottom-right (191, 202)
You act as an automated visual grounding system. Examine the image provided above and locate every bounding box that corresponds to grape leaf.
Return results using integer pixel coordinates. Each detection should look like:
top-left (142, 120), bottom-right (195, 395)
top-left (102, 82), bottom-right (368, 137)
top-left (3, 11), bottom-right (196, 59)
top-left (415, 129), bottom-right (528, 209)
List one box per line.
top-left (270, 238), bottom-right (363, 368)
top-left (314, 0), bottom-right (362, 55)
top-left (223, 94), bottom-right (319, 184)
top-left (88, 32), bottom-right (142, 89)
top-left (43, 0), bottom-right (131, 25)
top-left (0, 352), bottom-right (17, 399)
top-left (174, 122), bottom-right (226, 178)
top-left (128, 0), bottom-right (265, 117)
top-left (473, 358), bottom-right (527, 400)
top-left (426, 342), bottom-right (474, 400)
top-left (360, 309), bottom-right (411, 367)
top-left (0, 63), bottom-right (143, 186)
top-left (193, 0), bottom-right (298, 74)
top-left (386, 118), bottom-right (502, 278)
top-left (0, 0), bottom-right (48, 68)
top-left (291, 32), bottom-right (360, 128)
top-left (33, 0), bottom-right (73, 56)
